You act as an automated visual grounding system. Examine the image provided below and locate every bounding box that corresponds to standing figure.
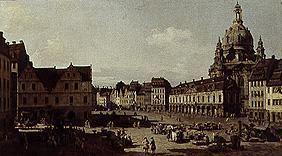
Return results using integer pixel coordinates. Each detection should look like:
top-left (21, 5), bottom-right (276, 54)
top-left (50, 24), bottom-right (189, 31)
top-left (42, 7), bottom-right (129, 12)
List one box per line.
top-left (142, 137), bottom-right (149, 154)
top-left (150, 137), bottom-right (156, 154)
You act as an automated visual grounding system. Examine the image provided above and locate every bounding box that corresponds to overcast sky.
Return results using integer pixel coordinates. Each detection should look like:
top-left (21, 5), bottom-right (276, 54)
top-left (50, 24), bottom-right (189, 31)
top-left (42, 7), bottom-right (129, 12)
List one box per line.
top-left (0, 0), bottom-right (281, 87)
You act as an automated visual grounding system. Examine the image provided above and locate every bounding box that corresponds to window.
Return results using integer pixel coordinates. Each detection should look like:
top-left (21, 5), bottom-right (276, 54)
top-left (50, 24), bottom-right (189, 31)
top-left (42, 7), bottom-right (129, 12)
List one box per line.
top-left (22, 84), bottom-right (25, 91)
top-left (197, 96), bottom-right (200, 102)
top-left (65, 83), bottom-right (69, 90)
top-left (55, 97), bottom-right (59, 104)
top-left (254, 101), bottom-right (257, 107)
top-left (258, 101), bottom-right (260, 107)
top-left (251, 101), bottom-right (253, 107)
top-left (83, 96), bottom-right (87, 104)
top-left (268, 87), bottom-right (270, 93)
top-left (219, 95), bottom-right (222, 103)
top-left (251, 82), bottom-right (253, 87)
top-left (70, 96), bottom-right (73, 105)
top-left (45, 97), bottom-right (49, 104)
top-left (208, 96), bottom-right (210, 103)
top-left (268, 99), bottom-right (270, 105)
top-left (34, 97), bottom-right (37, 104)
top-left (75, 83), bottom-right (78, 90)
top-left (261, 91), bottom-right (264, 97)
top-left (23, 97), bottom-right (27, 105)
top-left (3, 98), bottom-right (6, 110)
top-left (254, 81), bottom-right (256, 87)
top-left (32, 83), bottom-right (36, 91)
top-left (202, 96), bottom-right (204, 102)
top-left (261, 101), bottom-right (264, 108)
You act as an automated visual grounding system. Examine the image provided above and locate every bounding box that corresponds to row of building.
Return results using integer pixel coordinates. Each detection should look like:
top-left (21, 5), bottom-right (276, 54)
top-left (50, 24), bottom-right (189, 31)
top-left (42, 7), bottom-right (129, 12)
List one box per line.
top-left (0, 3), bottom-right (281, 134)
top-left (96, 77), bottom-right (171, 111)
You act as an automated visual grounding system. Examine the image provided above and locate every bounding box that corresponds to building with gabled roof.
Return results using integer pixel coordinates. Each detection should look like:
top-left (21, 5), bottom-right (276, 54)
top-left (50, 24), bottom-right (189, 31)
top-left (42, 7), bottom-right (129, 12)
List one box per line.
top-left (18, 62), bottom-right (93, 122)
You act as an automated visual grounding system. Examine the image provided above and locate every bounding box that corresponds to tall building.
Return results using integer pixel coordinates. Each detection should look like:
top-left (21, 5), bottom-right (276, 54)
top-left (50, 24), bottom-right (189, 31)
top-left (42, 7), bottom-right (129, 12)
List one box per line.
top-left (150, 77), bottom-right (171, 111)
top-left (0, 32), bottom-right (12, 131)
top-left (248, 57), bottom-right (282, 122)
top-left (265, 58), bottom-right (282, 122)
top-left (209, 2), bottom-right (266, 114)
top-left (248, 58), bottom-right (276, 121)
top-left (9, 40), bottom-right (31, 120)
top-left (18, 63), bottom-right (93, 122)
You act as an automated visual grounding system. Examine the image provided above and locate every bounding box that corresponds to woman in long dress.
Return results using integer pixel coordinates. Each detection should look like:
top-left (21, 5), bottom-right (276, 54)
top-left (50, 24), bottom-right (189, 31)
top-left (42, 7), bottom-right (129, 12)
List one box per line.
top-left (150, 137), bottom-right (156, 154)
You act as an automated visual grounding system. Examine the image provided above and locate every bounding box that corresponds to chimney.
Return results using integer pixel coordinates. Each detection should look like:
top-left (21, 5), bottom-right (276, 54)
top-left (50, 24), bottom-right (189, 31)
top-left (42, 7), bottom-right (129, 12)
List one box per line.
top-left (201, 77), bottom-right (203, 81)
top-left (12, 41), bottom-right (16, 44)
top-left (185, 81), bottom-right (187, 83)
top-left (0, 31), bottom-right (3, 37)
top-left (19, 40), bottom-right (23, 43)
top-left (6, 42), bottom-right (9, 45)
top-left (193, 79), bottom-right (195, 82)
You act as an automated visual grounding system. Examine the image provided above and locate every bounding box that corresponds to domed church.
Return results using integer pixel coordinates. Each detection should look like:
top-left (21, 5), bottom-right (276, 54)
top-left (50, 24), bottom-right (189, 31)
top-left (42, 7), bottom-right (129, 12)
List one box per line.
top-left (209, 2), bottom-right (266, 113)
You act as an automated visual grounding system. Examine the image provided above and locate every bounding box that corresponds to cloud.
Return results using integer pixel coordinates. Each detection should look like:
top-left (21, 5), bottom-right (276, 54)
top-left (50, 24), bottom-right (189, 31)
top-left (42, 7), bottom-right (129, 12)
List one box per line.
top-left (146, 27), bottom-right (192, 46)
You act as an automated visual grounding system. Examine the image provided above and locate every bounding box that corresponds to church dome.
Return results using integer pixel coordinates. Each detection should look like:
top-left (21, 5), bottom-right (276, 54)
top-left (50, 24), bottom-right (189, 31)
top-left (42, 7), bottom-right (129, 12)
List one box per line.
top-left (222, 3), bottom-right (254, 51)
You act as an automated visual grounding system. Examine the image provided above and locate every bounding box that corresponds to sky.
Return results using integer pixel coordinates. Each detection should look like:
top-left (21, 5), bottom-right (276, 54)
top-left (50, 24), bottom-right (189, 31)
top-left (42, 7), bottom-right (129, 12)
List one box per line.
top-left (0, 0), bottom-right (281, 87)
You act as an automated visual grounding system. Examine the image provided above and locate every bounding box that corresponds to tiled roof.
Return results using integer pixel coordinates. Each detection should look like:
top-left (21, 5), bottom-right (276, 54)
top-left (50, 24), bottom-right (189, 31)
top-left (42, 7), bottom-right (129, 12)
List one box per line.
top-left (267, 59), bottom-right (282, 86)
top-left (151, 77), bottom-right (171, 88)
top-left (249, 59), bottom-right (275, 81)
top-left (74, 66), bottom-right (92, 81)
top-left (21, 64), bottom-right (92, 91)
top-left (35, 68), bottom-right (59, 91)
top-left (170, 77), bottom-right (228, 95)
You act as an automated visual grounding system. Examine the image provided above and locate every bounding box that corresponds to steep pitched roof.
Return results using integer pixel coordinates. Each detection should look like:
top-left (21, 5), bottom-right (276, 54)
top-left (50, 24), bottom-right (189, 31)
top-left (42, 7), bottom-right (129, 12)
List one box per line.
top-left (267, 59), bottom-right (282, 86)
top-left (249, 58), bottom-right (275, 81)
top-left (74, 66), bottom-right (92, 81)
top-left (20, 64), bottom-right (92, 92)
top-left (34, 67), bottom-right (59, 91)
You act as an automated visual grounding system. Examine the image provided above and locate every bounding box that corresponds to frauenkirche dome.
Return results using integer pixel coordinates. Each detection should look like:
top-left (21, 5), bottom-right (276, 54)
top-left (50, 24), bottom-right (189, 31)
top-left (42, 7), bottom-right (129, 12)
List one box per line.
top-left (222, 2), bottom-right (254, 52)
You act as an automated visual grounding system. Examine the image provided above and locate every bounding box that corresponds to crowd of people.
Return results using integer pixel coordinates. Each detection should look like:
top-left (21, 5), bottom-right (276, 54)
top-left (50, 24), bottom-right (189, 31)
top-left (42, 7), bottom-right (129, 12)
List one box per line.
top-left (116, 128), bottom-right (133, 147)
top-left (189, 122), bottom-right (222, 131)
top-left (151, 123), bottom-right (186, 143)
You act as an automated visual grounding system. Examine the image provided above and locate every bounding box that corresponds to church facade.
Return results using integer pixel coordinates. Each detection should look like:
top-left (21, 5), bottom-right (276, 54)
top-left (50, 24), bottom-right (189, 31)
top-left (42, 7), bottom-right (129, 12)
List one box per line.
top-left (208, 2), bottom-right (266, 115)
